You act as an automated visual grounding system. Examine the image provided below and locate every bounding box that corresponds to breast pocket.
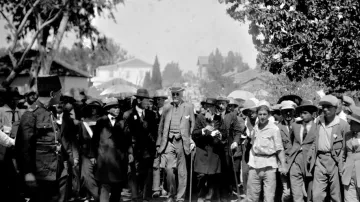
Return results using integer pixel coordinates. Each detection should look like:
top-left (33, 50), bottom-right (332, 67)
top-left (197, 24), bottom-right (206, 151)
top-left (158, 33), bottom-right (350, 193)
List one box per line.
top-left (253, 134), bottom-right (275, 155)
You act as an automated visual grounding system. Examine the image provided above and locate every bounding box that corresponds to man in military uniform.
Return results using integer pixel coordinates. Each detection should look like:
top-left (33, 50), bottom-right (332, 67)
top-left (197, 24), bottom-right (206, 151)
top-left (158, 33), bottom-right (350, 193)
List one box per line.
top-left (15, 76), bottom-right (69, 202)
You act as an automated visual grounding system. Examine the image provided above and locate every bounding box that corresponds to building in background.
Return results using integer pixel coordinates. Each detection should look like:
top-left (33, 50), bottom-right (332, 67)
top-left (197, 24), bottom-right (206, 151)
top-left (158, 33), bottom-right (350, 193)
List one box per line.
top-left (0, 50), bottom-right (91, 95)
top-left (92, 58), bottom-right (152, 87)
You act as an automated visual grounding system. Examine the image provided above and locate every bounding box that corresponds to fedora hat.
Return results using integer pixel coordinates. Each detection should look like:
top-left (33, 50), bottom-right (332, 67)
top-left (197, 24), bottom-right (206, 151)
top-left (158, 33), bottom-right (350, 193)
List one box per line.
top-left (296, 100), bottom-right (318, 113)
top-left (134, 89), bottom-right (150, 98)
top-left (61, 91), bottom-right (77, 104)
top-left (241, 99), bottom-right (257, 115)
top-left (347, 106), bottom-right (360, 124)
top-left (154, 90), bottom-right (168, 99)
top-left (169, 83), bottom-right (185, 92)
top-left (204, 98), bottom-right (217, 106)
top-left (216, 96), bottom-right (229, 103)
top-left (228, 97), bottom-right (239, 107)
top-left (102, 97), bottom-right (119, 109)
top-left (6, 87), bottom-right (24, 100)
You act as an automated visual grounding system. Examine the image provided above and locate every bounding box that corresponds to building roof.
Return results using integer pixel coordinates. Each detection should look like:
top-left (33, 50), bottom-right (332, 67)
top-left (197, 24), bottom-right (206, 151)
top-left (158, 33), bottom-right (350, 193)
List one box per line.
top-left (98, 58), bottom-right (152, 71)
top-left (197, 56), bottom-right (209, 66)
top-left (233, 68), bottom-right (273, 85)
top-left (0, 50), bottom-right (91, 78)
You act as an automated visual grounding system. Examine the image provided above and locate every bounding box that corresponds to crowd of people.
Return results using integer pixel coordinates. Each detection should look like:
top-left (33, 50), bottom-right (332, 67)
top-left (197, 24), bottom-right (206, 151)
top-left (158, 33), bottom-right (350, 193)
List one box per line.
top-left (1, 75), bottom-right (360, 202)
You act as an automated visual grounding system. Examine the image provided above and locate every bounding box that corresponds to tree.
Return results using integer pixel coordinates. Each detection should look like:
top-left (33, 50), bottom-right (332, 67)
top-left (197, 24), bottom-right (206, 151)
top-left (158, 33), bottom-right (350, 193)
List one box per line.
top-left (58, 37), bottom-right (128, 73)
top-left (0, 0), bottom-right (123, 89)
top-left (225, 0), bottom-right (360, 93)
top-left (183, 71), bottom-right (197, 84)
top-left (162, 62), bottom-right (183, 88)
top-left (143, 71), bottom-right (152, 89)
top-left (150, 56), bottom-right (162, 91)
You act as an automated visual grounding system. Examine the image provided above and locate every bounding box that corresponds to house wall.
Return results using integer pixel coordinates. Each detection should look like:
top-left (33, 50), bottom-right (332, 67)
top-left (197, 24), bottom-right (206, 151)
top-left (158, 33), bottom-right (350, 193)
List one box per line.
top-left (96, 67), bottom-right (152, 86)
top-left (60, 76), bottom-right (89, 93)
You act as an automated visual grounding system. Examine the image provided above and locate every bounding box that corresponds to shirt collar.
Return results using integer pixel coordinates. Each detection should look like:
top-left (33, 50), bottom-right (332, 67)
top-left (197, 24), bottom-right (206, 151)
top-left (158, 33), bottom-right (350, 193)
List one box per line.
top-left (255, 120), bottom-right (278, 131)
top-left (3, 104), bottom-right (18, 112)
top-left (108, 114), bottom-right (116, 121)
top-left (136, 105), bottom-right (144, 115)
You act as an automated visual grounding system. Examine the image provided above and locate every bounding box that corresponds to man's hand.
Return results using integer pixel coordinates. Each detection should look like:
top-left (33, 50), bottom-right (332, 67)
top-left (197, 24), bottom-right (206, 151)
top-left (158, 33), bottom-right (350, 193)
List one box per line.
top-left (74, 159), bottom-right (79, 167)
top-left (204, 125), bottom-right (214, 132)
top-left (90, 158), bottom-right (96, 165)
top-left (25, 173), bottom-right (37, 188)
top-left (279, 165), bottom-right (287, 176)
top-left (128, 154), bottom-right (134, 163)
top-left (230, 142), bottom-right (238, 150)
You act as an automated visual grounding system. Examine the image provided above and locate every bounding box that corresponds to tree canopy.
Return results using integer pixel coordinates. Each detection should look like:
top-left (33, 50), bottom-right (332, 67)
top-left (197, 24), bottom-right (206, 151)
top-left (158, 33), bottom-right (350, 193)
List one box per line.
top-left (0, 0), bottom-right (122, 88)
top-left (226, 0), bottom-right (360, 93)
top-left (162, 62), bottom-right (183, 88)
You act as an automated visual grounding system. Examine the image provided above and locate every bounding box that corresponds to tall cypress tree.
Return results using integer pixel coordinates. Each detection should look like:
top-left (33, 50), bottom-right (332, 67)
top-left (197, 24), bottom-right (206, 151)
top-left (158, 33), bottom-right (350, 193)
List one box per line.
top-left (143, 71), bottom-right (152, 88)
top-left (151, 55), bottom-right (163, 90)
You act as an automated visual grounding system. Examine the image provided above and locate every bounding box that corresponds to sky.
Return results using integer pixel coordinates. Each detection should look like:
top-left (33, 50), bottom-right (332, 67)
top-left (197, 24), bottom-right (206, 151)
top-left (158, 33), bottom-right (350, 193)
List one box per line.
top-left (0, 0), bottom-right (257, 73)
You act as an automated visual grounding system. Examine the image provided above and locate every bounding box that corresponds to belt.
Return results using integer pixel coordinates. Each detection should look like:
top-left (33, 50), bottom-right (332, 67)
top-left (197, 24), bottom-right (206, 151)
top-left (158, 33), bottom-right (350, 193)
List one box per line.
top-left (169, 136), bottom-right (182, 143)
top-left (254, 153), bottom-right (275, 157)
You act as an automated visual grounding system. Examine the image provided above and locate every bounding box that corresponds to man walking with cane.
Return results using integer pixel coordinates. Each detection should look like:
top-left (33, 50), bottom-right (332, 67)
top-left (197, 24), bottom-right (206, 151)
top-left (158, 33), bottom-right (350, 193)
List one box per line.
top-left (156, 83), bottom-right (196, 202)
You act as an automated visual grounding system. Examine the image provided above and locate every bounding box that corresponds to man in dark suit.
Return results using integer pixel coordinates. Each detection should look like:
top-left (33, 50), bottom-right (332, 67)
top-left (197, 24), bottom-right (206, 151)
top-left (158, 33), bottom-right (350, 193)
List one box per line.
top-left (156, 83), bottom-right (196, 202)
top-left (124, 89), bottom-right (157, 202)
top-left (287, 100), bottom-right (318, 202)
top-left (92, 97), bottom-right (130, 202)
top-left (213, 96), bottom-right (244, 201)
top-left (307, 95), bottom-right (350, 202)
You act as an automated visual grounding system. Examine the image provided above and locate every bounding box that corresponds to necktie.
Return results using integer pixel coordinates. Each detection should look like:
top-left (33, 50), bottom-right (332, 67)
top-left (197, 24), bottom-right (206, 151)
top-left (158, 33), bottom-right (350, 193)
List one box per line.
top-left (11, 111), bottom-right (16, 124)
top-left (141, 111), bottom-right (144, 120)
top-left (303, 124), bottom-right (308, 142)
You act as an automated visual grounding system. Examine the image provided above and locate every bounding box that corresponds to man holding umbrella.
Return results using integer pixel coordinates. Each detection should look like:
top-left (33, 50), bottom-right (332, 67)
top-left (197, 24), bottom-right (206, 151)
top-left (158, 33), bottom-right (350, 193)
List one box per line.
top-left (156, 83), bottom-right (196, 202)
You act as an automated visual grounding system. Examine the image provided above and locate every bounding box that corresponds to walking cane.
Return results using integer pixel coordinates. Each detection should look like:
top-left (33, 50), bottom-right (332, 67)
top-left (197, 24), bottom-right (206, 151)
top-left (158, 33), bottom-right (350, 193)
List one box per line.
top-left (189, 148), bottom-right (195, 202)
top-left (230, 149), bottom-right (241, 202)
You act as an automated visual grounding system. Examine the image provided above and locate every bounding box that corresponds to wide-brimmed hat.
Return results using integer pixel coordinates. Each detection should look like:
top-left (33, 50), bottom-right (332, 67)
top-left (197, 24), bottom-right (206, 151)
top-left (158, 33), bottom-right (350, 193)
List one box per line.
top-left (296, 100), bottom-right (318, 113)
top-left (241, 99), bottom-right (257, 115)
top-left (319, 95), bottom-right (338, 107)
top-left (216, 96), bottom-right (229, 103)
top-left (277, 95), bottom-right (302, 106)
top-left (134, 89), bottom-right (150, 98)
top-left (102, 97), bottom-right (119, 109)
top-left (347, 106), bottom-right (360, 123)
top-left (228, 97), bottom-right (239, 107)
top-left (169, 83), bottom-right (185, 92)
top-left (257, 100), bottom-right (271, 108)
top-left (343, 95), bottom-right (355, 107)
top-left (153, 90), bottom-right (168, 99)
top-left (280, 100), bottom-right (297, 110)
top-left (202, 98), bottom-right (217, 106)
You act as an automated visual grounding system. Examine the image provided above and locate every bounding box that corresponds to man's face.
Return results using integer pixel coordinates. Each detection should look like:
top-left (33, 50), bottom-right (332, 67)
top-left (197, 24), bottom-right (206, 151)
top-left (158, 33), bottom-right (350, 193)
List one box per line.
top-left (217, 101), bottom-right (228, 112)
top-left (156, 98), bottom-right (165, 108)
top-left (321, 104), bottom-right (337, 120)
top-left (62, 102), bottom-right (74, 112)
top-left (49, 91), bottom-right (62, 106)
top-left (281, 109), bottom-right (295, 122)
top-left (300, 111), bottom-right (313, 123)
top-left (138, 98), bottom-right (149, 109)
top-left (246, 108), bottom-right (257, 120)
top-left (55, 104), bottom-right (63, 114)
top-left (148, 101), bottom-right (154, 110)
top-left (207, 104), bottom-right (216, 114)
top-left (272, 111), bottom-right (282, 122)
top-left (108, 106), bottom-right (120, 117)
top-left (258, 109), bottom-right (270, 124)
top-left (171, 91), bottom-right (183, 104)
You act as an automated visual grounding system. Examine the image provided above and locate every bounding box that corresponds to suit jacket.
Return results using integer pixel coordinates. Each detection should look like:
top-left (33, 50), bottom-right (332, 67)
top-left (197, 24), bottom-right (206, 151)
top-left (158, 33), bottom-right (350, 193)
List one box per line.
top-left (123, 107), bottom-right (157, 159)
top-left (278, 121), bottom-right (294, 160)
top-left (287, 120), bottom-right (316, 175)
top-left (156, 102), bottom-right (195, 155)
top-left (59, 112), bottom-right (79, 163)
top-left (306, 116), bottom-right (350, 177)
top-left (91, 115), bottom-right (129, 183)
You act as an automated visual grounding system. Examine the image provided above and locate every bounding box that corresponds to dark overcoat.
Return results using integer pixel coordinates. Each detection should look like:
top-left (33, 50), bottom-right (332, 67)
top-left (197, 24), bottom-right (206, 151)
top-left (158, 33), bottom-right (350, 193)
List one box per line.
top-left (192, 114), bottom-right (222, 174)
top-left (92, 115), bottom-right (130, 184)
top-left (123, 108), bottom-right (157, 159)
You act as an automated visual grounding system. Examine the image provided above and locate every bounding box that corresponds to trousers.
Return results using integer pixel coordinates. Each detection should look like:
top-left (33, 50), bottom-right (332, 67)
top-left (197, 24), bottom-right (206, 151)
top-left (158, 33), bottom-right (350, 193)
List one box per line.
top-left (344, 169), bottom-right (360, 202)
top-left (246, 167), bottom-right (276, 202)
top-left (81, 156), bottom-right (99, 201)
top-left (129, 156), bottom-right (153, 201)
top-left (32, 176), bottom-right (68, 202)
top-left (160, 139), bottom-right (187, 201)
top-left (312, 153), bottom-right (342, 202)
top-left (197, 173), bottom-right (216, 201)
